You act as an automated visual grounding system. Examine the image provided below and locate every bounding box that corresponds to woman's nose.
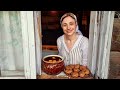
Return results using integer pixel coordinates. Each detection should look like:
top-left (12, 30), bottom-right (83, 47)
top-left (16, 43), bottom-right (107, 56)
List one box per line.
top-left (67, 25), bottom-right (70, 29)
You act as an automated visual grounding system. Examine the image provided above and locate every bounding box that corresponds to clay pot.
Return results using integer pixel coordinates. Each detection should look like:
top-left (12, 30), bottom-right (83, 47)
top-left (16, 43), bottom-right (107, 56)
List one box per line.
top-left (42, 55), bottom-right (65, 75)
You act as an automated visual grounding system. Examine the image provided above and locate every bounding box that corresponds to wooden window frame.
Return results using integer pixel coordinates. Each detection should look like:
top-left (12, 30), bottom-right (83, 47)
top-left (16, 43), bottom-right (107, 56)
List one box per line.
top-left (88, 11), bottom-right (115, 79)
top-left (24, 11), bottom-right (115, 79)
top-left (20, 11), bottom-right (36, 79)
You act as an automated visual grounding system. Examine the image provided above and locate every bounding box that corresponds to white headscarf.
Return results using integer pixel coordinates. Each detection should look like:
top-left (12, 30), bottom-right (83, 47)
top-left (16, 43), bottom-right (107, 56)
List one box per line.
top-left (76, 25), bottom-right (83, 35)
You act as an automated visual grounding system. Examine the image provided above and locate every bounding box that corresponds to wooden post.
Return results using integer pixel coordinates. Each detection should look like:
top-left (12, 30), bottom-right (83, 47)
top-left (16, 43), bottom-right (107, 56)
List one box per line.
top-left (20, 11), bottom-right (36, 79)
top-left (33, 11), bottom-right (42, 75)
top-left (88, 11), bottom-right (115, 79)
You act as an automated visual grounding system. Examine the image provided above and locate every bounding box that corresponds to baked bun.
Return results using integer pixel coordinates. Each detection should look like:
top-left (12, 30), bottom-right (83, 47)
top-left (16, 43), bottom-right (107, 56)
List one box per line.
top-left (64, 64), bottom-right (91, 78)
top-left (69, 64), bottom-right (75, 69)
top-left (64, 69), bottom-right (72, 75)
top-left (79, 65), bottom-right (87, 71)
top-left (74, 64), bottom-right (80, 69)
top-left (71, 72), bottom-right (79, 78)
top-left (73, 68), bottom-right (80, 72)
top-left (65, 65), bottom-right (72, 70)
top-left (79, 71), bottom-right (85, 78)
top-left (84, 69), bottom-right (90, 75)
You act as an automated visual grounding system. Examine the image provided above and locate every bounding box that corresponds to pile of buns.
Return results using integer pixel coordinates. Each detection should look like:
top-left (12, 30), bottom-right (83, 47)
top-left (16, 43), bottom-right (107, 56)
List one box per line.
top-left (64, 64), bottom-right (90, 78)
top-left (48, 59), bottom-right (61, 63)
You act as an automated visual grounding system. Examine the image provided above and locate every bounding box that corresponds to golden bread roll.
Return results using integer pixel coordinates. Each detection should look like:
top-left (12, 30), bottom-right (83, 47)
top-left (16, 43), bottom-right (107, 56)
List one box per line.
top-left (52, 60), bottom-right (57, 63)
top-left (84, 69), bottom-right (90, 75)
top-left (79, 71), bottom-right (85, 78)
top-left (48, 60), bottom-right (53, 63)
top-left (79, 65), bottom-right (87, 71)
top-left (73, 68), bottom-right (80, 72)
top-left (64, 69), bottom-right (72, 75)
top-left (69, 64), bottom-right (75, 69)
top-left (71, 72), bottom-right (79, 78)
top-left (74, 64), bottom-right (80, 69)
top-left (65, 65), bottom-right (72, 70)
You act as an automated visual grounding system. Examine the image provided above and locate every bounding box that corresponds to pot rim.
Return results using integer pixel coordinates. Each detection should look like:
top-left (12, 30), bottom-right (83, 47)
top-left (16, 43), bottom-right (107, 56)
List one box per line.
top-left (42, 55), bottom-right (64, 63)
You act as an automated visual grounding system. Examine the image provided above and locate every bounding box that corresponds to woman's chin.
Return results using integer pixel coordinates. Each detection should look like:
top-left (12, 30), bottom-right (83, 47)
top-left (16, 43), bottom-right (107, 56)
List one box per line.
top-left (66, 32), bottom-right (74, 36)
top-left (66, 33), bottom-right (72, 36)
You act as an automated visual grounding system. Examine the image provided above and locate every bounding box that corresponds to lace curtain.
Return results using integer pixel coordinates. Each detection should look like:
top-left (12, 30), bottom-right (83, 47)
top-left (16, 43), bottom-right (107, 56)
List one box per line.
top-left (0, 11), bottom-right (24, 71)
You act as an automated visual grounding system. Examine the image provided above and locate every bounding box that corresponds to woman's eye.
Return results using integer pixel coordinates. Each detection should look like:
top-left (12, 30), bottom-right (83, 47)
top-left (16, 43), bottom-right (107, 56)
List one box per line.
top-left (70, 22), bottom-right (74, 25)
top-left (63, 24), bottom-right (67, 27)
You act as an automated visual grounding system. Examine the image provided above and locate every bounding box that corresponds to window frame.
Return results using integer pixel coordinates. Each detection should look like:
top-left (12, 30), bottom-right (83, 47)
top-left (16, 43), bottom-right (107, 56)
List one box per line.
top-left (34, 11), bottom-right (115, 79)
top-left (88, 11), bottom-right (115, 79)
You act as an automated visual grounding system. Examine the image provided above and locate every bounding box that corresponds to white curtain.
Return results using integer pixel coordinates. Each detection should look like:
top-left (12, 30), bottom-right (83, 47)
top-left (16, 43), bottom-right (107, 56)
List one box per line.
top-left (0, 11), bottom-right (24, 71)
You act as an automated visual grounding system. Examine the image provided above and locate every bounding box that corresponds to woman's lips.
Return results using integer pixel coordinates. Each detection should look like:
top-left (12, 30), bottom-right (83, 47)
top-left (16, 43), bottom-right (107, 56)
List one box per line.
top-left (66, 30), bottom-right (72, 33)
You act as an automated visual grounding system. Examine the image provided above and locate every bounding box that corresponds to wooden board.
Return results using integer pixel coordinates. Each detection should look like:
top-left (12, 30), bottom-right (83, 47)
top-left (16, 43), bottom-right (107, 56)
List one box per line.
top-left (37, 73), bottom-right (94, 79)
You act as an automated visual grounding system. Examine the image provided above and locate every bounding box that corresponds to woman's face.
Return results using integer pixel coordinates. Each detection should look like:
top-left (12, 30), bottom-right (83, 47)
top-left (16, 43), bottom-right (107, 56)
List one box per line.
top-left (61, 16), bottom-right (77, 36)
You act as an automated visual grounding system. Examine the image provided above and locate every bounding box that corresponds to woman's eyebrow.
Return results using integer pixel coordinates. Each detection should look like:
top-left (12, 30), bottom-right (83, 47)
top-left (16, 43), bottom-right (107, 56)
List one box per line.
top-left (62, 21), bottom-right (75, 25)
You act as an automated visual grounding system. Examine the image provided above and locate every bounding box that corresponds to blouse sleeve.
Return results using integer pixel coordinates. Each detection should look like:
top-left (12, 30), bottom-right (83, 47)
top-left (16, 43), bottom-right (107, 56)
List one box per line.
top-left (57, 37), bottom-right (61, 54)
top-left (81, 37), bottom-right (89, 66)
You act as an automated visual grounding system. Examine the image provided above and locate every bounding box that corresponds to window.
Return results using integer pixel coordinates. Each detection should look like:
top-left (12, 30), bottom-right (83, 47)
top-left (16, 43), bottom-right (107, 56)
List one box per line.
top-left (34, 11), bottom-right (115, 79)
top-left (0, 11), bottom-right (36, 79)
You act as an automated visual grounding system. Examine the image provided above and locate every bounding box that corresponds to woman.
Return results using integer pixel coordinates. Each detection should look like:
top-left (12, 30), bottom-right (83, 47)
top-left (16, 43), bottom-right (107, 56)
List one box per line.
top-left (57, 12), bottom-right (88, 66)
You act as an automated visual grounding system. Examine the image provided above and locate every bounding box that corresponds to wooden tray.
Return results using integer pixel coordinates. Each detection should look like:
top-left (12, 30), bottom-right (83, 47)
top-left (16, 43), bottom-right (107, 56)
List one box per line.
top-left (37, 73), bottom-right (94, 79)
top-left (64, 64), bottom-right (94, 79)
top-left (67, 73), bottom-right (94, 79)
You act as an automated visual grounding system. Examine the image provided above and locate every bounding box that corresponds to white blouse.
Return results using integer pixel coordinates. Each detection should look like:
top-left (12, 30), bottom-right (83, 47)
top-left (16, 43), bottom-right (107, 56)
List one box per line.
top-left (57, 34), bottom-right (88, 66)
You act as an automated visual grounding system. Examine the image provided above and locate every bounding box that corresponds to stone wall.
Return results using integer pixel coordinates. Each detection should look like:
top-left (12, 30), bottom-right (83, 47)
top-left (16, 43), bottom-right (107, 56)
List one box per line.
top-left (111, 18), bottom-right (120, 51)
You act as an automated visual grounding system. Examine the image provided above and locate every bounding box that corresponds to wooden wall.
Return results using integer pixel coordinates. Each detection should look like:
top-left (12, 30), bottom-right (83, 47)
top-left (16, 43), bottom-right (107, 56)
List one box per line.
top-left (41, 11), bottom-right (90, 45)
